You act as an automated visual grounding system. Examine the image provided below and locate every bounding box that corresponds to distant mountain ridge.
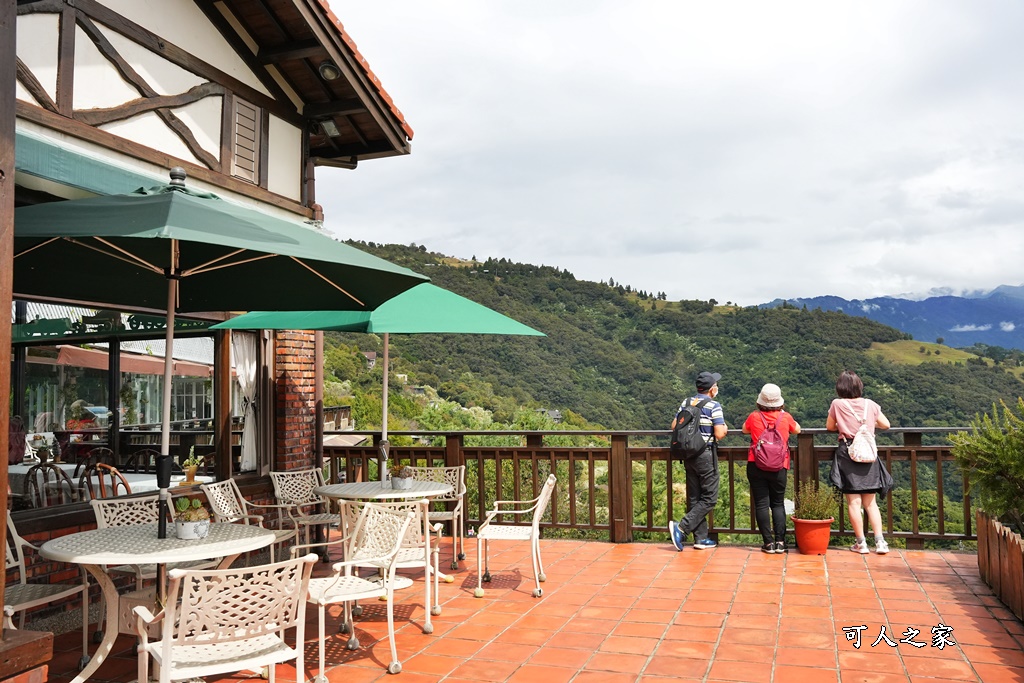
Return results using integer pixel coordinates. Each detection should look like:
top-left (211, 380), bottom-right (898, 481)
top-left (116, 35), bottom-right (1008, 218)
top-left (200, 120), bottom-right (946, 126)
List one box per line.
top-left (763, 285), bottom-right (1024, 350)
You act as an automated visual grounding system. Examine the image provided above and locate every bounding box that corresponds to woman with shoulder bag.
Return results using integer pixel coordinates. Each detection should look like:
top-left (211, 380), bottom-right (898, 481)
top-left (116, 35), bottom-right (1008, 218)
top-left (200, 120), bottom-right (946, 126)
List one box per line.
top-left (826, 370), bottom-right (892, 554)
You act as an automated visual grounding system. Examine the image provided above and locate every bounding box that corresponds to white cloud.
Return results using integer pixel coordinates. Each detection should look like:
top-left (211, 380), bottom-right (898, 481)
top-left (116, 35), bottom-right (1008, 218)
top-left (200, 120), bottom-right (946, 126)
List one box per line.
top-left (950, 324), bottom-right (993, 332)
top-left (1000, 321), bottom-right (1016, 331)
top-left (322, 1), bottom-right (1024, 305)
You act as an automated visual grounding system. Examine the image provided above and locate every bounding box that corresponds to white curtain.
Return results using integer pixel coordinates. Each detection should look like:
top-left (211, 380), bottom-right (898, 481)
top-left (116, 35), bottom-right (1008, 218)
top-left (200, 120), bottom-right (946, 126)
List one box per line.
top-left (232, 332), bottom-right (258, 472)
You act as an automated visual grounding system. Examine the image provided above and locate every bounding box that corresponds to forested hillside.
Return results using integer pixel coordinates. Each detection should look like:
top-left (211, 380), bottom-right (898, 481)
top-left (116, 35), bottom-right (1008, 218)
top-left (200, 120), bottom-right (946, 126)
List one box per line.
top-left (323, 243), bottom-right (1024, 436)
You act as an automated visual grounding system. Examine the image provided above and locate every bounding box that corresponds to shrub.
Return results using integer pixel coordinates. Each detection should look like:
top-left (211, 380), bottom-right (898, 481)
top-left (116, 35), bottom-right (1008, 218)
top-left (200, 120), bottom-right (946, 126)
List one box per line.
top-left (792, 483), bottom-right (839, 520)
top-left (950, 399), bottom-right (1024, 534)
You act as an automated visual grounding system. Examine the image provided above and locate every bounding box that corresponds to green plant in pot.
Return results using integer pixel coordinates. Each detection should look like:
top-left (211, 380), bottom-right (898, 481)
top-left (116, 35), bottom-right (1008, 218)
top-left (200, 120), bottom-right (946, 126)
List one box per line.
top-left (389, 462), bottom-right (414, 490)
top-left (180, 446), bottom-right (203, 485)
top-left (791, 483), bottom-right (839, 555)
top-left (174, 496), bottom-right (210, 540)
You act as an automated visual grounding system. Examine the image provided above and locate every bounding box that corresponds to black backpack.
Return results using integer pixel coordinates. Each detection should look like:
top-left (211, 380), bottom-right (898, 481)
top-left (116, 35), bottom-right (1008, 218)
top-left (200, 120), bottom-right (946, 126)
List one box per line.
top-left (753, 412), bottom-right (788, 472)
top-left (671, 398), bottom-right (711, 459)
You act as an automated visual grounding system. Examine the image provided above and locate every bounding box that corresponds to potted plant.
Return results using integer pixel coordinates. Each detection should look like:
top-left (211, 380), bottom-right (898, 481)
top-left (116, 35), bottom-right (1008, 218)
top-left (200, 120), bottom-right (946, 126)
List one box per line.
top-left (389, 462), bottom-right (414, 490)
top-left (791, 483), bottom-right (839, 555)
top-left (174, 496), bottom-right (211, 540)
top-left (180, 446), bottom-right (203, 485)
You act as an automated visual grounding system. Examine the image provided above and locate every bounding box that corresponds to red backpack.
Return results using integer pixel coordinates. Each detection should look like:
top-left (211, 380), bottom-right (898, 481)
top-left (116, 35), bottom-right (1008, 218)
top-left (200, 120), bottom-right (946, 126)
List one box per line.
top-left (753, 412), bottom-right (788, 472)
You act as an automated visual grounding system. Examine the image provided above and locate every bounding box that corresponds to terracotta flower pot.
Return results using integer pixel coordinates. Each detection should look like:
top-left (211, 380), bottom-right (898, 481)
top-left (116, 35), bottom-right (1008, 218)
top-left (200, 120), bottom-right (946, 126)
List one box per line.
top-left (792, 517), bottom-right (833, 555)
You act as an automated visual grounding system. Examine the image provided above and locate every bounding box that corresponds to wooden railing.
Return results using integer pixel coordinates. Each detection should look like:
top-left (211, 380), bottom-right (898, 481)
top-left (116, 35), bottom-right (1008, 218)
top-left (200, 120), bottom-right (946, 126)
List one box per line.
top-left (323, 427), bottom-right (973, 550)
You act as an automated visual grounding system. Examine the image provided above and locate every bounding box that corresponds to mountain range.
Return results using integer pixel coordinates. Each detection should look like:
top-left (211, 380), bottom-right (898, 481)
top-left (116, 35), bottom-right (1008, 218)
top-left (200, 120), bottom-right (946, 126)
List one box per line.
top-left (763, 285), bottom-right (1024, 351)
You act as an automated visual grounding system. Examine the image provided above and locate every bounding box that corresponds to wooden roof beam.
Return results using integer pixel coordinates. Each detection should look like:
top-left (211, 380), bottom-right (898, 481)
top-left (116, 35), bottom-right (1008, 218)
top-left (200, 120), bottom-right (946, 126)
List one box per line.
top-left (303, 98), bottom-right (366, 118)
top-left (258, 40), bottom-right (326, 64)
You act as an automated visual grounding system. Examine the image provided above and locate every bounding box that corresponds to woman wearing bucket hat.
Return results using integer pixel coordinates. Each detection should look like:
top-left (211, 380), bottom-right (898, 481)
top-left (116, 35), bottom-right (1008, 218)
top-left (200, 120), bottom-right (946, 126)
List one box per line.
top-left (742, 383), bottom-right (801, 553)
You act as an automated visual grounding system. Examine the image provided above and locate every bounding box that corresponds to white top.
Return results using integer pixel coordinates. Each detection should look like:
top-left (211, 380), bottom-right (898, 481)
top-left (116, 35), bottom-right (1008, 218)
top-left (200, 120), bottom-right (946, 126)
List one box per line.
top-left (315, 480), bottom-right (453, 501)
top-left (39, 522), bottom-right (274, 565)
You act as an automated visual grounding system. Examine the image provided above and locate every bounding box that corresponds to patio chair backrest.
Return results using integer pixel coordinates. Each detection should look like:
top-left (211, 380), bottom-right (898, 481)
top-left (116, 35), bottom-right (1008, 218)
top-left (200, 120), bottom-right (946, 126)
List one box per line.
top-left (78, 463), bottom-right (132, 501)
top-left (163, 554), bottom-right (317, 647)
top-left (200, 479), bottom-right (248, 523)
top-left (91, 494), bottom-right (161, 528)
top-left (269, 468), bottom-right (327, 507)
top-left (406, 465), bottom-right (465, 503)
top-left (532, 474), bottom-right (558, 530)
top-left (74, 447), bottom-right (114, 478)
top-left (120, 449), bottom-right (163, 474)
top-left (345, 503), bottom-right (417, 561)
top-left (23, 462), bottom-right (76, 508)
top-left (341, 499), bottom-right (425, 550)
top-left (5, 516), bottom-right (27, 578)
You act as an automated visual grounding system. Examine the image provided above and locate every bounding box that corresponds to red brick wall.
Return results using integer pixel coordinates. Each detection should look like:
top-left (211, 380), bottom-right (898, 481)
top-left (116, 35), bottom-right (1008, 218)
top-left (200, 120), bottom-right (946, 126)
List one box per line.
top-left (274, 331), bottom-right (317, 471)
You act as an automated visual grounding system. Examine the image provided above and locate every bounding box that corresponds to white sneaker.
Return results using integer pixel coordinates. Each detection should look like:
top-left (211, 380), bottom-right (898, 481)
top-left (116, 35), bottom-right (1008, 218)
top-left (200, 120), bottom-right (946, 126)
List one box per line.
top-left (850, 539), bottom-right (869, 554)
top-left (875, 539), bottom-right (889, 554)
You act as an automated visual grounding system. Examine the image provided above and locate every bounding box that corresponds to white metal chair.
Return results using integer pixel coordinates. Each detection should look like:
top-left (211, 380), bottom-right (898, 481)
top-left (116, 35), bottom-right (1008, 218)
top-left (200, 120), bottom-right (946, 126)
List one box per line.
top-left (406, 465), bottom-right (467, 570)
top-left (293, 504), bottom-right (415, 680)
top-left (339, 498), bottom-right (443, 630)
top-left (91, 495), bottom-right (221, 587)
top-left (475, 473), bottom-right (557, 598)
top-left (201, 478), bottom-right (297, 562)
top-left (89, 495), bottom-right (220, 640)
top-left (4, 516), bottom-right (90, 670)
top-left (270, 468), bottom-right (337, 550)
top-left (133, 553), bottom-right (318, 683)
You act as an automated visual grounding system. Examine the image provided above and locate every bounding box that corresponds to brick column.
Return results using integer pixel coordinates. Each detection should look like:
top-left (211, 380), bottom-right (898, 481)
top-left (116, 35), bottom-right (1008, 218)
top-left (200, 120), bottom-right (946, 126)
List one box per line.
top-left (274, 331), bottom-right (317, 471)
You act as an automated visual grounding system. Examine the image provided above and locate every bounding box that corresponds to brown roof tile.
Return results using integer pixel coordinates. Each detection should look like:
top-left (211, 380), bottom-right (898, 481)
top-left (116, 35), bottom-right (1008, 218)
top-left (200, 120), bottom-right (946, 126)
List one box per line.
top-left (317, 0), bottom-right (414, 140)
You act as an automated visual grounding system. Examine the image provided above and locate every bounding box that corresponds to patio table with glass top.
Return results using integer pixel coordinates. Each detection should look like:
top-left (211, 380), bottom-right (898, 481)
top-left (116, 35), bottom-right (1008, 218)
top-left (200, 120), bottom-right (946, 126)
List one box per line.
top-left (39, 522), bottom-right (275, 683)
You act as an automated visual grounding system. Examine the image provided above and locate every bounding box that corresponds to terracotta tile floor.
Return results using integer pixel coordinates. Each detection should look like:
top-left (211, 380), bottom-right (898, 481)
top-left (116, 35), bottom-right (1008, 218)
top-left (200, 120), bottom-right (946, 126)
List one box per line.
top-left (45, 539), bottom-right (1024, 682)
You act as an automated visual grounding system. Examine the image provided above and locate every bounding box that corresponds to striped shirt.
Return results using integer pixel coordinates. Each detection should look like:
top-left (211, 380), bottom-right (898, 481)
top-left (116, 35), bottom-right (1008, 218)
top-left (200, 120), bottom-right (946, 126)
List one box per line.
top-left (676, 393), bottom-right (725, 443)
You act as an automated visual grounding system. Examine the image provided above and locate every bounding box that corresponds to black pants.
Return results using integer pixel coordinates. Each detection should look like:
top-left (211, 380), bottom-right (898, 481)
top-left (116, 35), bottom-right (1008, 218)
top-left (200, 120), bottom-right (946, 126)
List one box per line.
top-left (677, 445), bottom-right (720, 542)
top-left (747, 462), bottom-right (788, 544)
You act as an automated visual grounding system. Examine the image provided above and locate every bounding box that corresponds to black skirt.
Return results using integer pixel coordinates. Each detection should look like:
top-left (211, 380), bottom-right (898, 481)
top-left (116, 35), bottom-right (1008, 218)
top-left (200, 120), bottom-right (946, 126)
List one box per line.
top-left (831, 440), bottom-right (893, 495)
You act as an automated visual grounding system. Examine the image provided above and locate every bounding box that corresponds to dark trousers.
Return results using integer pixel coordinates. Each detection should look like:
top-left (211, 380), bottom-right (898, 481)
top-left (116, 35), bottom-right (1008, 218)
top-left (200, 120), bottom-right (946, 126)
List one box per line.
top-left (747, 462), bottom-right (788, 544)
top-left (678, 445), bottom-right (720, 542)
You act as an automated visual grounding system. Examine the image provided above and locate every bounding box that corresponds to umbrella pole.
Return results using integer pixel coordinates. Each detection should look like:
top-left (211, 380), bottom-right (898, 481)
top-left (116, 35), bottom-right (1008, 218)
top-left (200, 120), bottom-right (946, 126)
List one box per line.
top-left (379, 333), bottom-right (389, 484)
top-left (156, 240), bottom-right (178, 545)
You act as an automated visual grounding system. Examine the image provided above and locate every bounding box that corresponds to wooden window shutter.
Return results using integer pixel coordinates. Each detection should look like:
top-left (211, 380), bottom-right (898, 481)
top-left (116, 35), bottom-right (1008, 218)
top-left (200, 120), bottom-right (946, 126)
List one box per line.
top-left (232, 99), bottom-right (261, 184)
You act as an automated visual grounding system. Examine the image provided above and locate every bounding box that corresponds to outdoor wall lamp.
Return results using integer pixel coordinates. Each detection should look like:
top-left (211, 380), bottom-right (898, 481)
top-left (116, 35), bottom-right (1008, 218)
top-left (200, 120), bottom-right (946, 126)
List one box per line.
top-left (317, 60), bottom-right (342, 81)
top-left (319, 118), bottom-right (340, 137)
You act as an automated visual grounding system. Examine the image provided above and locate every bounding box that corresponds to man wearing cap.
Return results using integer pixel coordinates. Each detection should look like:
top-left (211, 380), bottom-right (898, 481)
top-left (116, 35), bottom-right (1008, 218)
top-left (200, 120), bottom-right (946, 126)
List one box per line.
top-left (669, 371), bottom-right (727, 550)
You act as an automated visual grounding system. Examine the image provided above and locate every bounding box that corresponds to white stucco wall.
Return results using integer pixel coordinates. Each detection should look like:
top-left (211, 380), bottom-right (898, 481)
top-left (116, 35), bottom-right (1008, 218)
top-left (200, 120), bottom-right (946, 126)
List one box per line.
top-left (99, 0), bottom-right (272, 98)
top-left (267, 115), bottom-right (302, 201)
top-left (15, 13), bottom-right (60, 105)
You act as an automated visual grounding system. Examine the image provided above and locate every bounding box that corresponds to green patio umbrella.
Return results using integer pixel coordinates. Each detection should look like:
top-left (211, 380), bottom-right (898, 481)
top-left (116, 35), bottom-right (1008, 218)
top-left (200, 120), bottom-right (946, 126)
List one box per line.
top-left (14, 169), bottom-right (427, 535)
top-left (211, 283), bottom-right (545, 468)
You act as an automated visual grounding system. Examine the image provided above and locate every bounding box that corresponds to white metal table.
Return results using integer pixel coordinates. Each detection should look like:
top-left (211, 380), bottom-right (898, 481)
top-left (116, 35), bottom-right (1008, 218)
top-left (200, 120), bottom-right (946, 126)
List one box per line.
top-left (39, 522), bottom-right (275, 683)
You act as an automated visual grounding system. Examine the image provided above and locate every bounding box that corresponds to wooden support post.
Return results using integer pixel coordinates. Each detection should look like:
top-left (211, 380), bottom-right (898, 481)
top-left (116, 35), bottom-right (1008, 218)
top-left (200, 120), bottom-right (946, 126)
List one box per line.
top-left (108, 339), bottom-right (121, 460)
top-left (608, 434), bottom-right (633, 543)
top-left (444, 433), bottom-right (464, 469)
top-left (1, 0), bottom-right (18, 626)
top-left (795, 432), bottom-right (816, 489)
top-left (525, 433), bottom-right (543, 449)
top-left (213, 330), bottom-right (232, 482)
top-left (903, 431), bottom-right (922, 448)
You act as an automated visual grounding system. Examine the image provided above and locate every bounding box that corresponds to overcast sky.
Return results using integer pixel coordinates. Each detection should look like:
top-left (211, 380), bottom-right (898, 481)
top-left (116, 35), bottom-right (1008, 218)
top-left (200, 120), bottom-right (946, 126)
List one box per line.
top-left (318, 1), bottom-right (1024, 306)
